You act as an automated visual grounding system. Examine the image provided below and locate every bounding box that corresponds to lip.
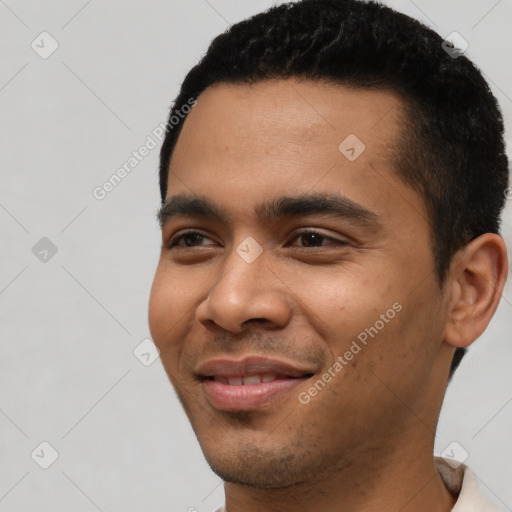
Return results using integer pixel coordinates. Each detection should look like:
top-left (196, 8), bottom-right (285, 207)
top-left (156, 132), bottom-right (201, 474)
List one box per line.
top-left (196, 356), bottom-right (315, 412)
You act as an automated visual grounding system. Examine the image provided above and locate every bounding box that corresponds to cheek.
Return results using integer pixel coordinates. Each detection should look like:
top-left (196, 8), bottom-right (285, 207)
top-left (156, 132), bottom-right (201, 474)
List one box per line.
top-left (296, 266), bottom-right (436, 395)
top-left (148, 272), bottom-right (195, 389)
top-left (148, 267), bottom-right (169, 344)
top-left (295, 267), bottom-right (399, 347)
top-left (148, 265), bottom-right (196, 352)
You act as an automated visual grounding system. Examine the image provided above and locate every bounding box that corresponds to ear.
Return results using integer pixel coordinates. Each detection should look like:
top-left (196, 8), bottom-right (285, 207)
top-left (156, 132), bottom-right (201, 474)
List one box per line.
top-left (443, 233), bottom-right (508, 348)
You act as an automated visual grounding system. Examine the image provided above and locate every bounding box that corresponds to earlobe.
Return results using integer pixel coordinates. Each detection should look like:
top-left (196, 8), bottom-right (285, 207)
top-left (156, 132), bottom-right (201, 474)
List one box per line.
top-left (443, 233), bottom-right (508, 349)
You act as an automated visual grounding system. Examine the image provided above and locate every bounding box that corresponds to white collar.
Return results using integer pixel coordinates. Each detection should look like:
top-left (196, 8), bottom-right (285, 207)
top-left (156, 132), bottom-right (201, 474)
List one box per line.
top-left (434, 456), bottom-right (500, 511)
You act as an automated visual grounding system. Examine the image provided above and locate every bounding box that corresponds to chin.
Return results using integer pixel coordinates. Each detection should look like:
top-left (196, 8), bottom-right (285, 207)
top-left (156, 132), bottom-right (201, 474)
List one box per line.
top-left (201, 442), bottom-right (313, 488)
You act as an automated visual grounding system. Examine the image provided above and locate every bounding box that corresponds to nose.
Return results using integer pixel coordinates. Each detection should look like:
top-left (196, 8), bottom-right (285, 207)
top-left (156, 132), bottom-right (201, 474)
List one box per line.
top-left (195, 241), bottom-right (293, 334)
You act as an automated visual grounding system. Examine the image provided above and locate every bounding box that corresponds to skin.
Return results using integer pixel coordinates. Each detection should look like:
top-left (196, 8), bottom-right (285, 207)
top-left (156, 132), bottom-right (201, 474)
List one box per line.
top-left (148, 79), bottom-right (508, 512)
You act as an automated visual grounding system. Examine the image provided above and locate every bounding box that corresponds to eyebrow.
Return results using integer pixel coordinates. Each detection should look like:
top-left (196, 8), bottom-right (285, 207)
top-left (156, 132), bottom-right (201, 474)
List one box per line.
top-left (157, 192), bottom-right (381, 230)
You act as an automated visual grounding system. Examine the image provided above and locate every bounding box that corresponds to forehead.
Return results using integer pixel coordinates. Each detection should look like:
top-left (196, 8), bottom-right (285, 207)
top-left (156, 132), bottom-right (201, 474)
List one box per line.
top-left (166, 79), bottom-right (426, 231)
top-left (174, 78), bottom-right (405, 145)
top-left (169, 79), bottom-right (405, 180)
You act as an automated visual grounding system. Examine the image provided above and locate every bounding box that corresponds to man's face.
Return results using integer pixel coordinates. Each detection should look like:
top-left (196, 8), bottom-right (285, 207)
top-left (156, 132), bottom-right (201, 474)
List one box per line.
top-left (149, 79), bottom-right (450, 487)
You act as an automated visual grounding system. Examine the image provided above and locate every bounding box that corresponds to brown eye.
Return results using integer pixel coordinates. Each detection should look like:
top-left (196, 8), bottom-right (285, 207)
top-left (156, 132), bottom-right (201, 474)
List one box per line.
top-left (291, 230), bottom-right (347, 248)
top-left (169, 231), bottom-right (214, 248)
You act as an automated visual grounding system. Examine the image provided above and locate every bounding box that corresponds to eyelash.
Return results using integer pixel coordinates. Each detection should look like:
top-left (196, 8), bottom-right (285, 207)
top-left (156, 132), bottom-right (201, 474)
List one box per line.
top-left (167, 229), bottom-right (347, 249)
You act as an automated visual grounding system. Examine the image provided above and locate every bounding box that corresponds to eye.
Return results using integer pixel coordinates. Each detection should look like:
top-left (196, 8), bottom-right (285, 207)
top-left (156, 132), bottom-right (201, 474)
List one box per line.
top-left (168, 230), bottom-right (216, 248)
top-left (166, 229), bottom-right (347, 249)
top-left (290, 230), bottom-right (348, 248)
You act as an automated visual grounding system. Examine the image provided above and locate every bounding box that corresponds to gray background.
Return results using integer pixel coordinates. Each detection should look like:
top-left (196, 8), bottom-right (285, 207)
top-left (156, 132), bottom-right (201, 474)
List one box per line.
top-left (0, 1), bottom-right (511, 511)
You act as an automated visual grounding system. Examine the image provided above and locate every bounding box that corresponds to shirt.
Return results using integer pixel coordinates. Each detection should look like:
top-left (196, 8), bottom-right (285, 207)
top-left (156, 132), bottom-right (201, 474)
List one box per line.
top-left (213, 457), bottom-right (499, 512)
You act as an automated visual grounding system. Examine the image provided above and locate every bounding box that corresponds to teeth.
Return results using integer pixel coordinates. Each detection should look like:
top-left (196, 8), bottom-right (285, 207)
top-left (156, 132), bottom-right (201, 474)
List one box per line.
top-left (215, 374), bottom-right (280, 385)
top-left (243, 375), bottom-right (261, 385)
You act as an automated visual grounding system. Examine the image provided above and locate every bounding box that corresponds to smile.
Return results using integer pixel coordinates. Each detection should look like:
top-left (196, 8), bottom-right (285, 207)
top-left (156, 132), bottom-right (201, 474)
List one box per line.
top-left (210, 373), bottom-right (290, 385)
top-left (197, 356), bottom-right (315, 411)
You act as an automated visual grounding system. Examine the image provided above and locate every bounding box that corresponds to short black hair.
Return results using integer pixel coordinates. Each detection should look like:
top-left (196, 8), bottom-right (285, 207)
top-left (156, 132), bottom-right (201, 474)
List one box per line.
top-left (159, 0), bottom-right (509, 379)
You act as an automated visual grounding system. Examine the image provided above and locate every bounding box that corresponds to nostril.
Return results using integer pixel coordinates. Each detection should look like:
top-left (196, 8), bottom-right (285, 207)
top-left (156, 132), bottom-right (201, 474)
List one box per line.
top-left (242, 318), bottom-right (268, 327)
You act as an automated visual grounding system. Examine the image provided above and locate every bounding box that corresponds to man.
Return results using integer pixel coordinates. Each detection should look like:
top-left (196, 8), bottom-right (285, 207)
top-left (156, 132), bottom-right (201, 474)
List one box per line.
top-left (148, 0), bottom-right (509, 510)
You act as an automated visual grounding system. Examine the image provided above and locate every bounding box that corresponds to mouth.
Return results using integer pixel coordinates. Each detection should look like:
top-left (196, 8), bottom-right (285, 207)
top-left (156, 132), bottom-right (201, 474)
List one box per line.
top-left (196, 356), bottom-right (315, 412)
top-left (206, 373), bottom-right (296, 385)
